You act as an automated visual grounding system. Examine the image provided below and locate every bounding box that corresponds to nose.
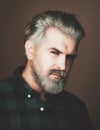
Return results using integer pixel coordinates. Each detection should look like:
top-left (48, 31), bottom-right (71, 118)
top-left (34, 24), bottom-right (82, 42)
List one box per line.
top-left (56, 56), bottom-right (66, 70)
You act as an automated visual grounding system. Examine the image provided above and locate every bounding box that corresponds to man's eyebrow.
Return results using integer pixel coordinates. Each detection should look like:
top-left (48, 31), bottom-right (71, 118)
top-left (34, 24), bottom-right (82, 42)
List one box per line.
top-left (49, 47), bottom-right (77, 57)
top-left (49, 48), bottom-right (63, 54)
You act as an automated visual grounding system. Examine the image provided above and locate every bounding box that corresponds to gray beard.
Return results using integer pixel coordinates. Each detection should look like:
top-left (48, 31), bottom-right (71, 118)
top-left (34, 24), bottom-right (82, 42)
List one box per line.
top-left (31, 68), bottom-right (67, 94)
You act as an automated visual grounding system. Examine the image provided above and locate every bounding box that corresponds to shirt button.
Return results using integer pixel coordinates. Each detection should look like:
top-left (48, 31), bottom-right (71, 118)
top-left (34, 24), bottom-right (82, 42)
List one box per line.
top-left (27, 94), bottom-right (31, 98)
top-left (40, 107), bottom-right (44, 111)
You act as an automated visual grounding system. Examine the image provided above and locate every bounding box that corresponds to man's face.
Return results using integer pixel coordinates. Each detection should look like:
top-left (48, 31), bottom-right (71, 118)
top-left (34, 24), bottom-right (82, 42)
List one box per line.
top-left (31, 28), bottom-right (78, 94)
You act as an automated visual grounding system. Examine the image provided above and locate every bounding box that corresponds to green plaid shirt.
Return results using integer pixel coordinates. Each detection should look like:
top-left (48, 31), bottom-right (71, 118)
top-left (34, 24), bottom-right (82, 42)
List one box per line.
top-left (0, 66), bottom-right (92, 130)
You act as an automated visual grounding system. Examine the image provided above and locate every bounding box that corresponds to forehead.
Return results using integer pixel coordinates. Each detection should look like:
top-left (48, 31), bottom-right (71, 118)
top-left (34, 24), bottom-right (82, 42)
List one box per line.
top-left (43, 28), bottom-right (78, 54)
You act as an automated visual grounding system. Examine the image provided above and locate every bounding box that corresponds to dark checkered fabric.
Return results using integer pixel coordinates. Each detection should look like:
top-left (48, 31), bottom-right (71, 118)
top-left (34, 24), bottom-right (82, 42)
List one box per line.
top-left (0, 66), bottom-right (92, 130)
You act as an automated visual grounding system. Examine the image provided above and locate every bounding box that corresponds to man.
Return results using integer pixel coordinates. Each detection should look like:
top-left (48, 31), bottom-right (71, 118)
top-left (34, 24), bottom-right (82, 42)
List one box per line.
top-left (0, 10), bottom-right (92, 130)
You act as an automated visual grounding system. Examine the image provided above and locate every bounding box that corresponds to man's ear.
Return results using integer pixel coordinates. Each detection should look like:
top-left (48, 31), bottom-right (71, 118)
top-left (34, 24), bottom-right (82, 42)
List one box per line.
top-left (25, 40), bottom-right (34, 60)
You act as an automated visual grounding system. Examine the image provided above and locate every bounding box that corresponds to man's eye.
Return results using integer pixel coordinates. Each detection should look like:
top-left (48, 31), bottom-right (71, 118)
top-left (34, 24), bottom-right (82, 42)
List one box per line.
top-left (50, 51), bottom-right (59, 55)
top-left (67, 55), bottom-right (76, 61)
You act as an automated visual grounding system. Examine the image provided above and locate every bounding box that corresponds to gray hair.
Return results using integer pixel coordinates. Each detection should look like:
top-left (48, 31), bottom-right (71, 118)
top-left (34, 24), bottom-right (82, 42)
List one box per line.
top-left (24, 10), bottom-right (85, 45)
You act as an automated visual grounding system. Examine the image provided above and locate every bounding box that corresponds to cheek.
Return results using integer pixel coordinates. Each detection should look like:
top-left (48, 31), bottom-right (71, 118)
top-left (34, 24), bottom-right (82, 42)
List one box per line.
top-left (40, 54), bottom-right (55, 71)
top-left (66, 60), bottom-right (74, 72)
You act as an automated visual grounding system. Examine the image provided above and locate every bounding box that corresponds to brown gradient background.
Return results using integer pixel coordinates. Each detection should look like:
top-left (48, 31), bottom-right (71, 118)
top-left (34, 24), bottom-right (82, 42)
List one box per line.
top-left (0, 0), bottom-right (100, 129)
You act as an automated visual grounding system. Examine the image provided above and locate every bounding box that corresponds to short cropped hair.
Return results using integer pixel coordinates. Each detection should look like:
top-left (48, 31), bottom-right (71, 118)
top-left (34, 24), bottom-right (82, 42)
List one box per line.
top-left (24, 10), bottom-right (85, 45)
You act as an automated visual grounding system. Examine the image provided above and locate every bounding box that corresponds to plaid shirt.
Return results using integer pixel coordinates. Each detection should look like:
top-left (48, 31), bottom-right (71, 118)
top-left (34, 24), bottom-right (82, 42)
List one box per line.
top-left (0, 66), bottom-right (92, 130)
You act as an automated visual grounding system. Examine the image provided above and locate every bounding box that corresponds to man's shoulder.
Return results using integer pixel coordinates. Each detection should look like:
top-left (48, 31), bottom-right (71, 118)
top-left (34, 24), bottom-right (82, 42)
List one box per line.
top-left (0, 66), bottom-right (24, 92)
top-left (60, 90), bottom-right (85, 106)
top-left (0, 77), bottom-right (14, 92)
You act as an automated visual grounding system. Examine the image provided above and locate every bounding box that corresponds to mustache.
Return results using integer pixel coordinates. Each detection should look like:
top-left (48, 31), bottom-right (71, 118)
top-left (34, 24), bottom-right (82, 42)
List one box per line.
top-left (49, 69), bottom-right (67, 78)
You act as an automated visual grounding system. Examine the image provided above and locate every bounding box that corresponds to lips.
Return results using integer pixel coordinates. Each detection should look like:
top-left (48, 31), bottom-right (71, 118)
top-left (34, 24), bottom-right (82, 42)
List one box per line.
top-left (49, 70), bottom-right (67, 79)
top-left (51, 73), bottom-right (64, 78)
